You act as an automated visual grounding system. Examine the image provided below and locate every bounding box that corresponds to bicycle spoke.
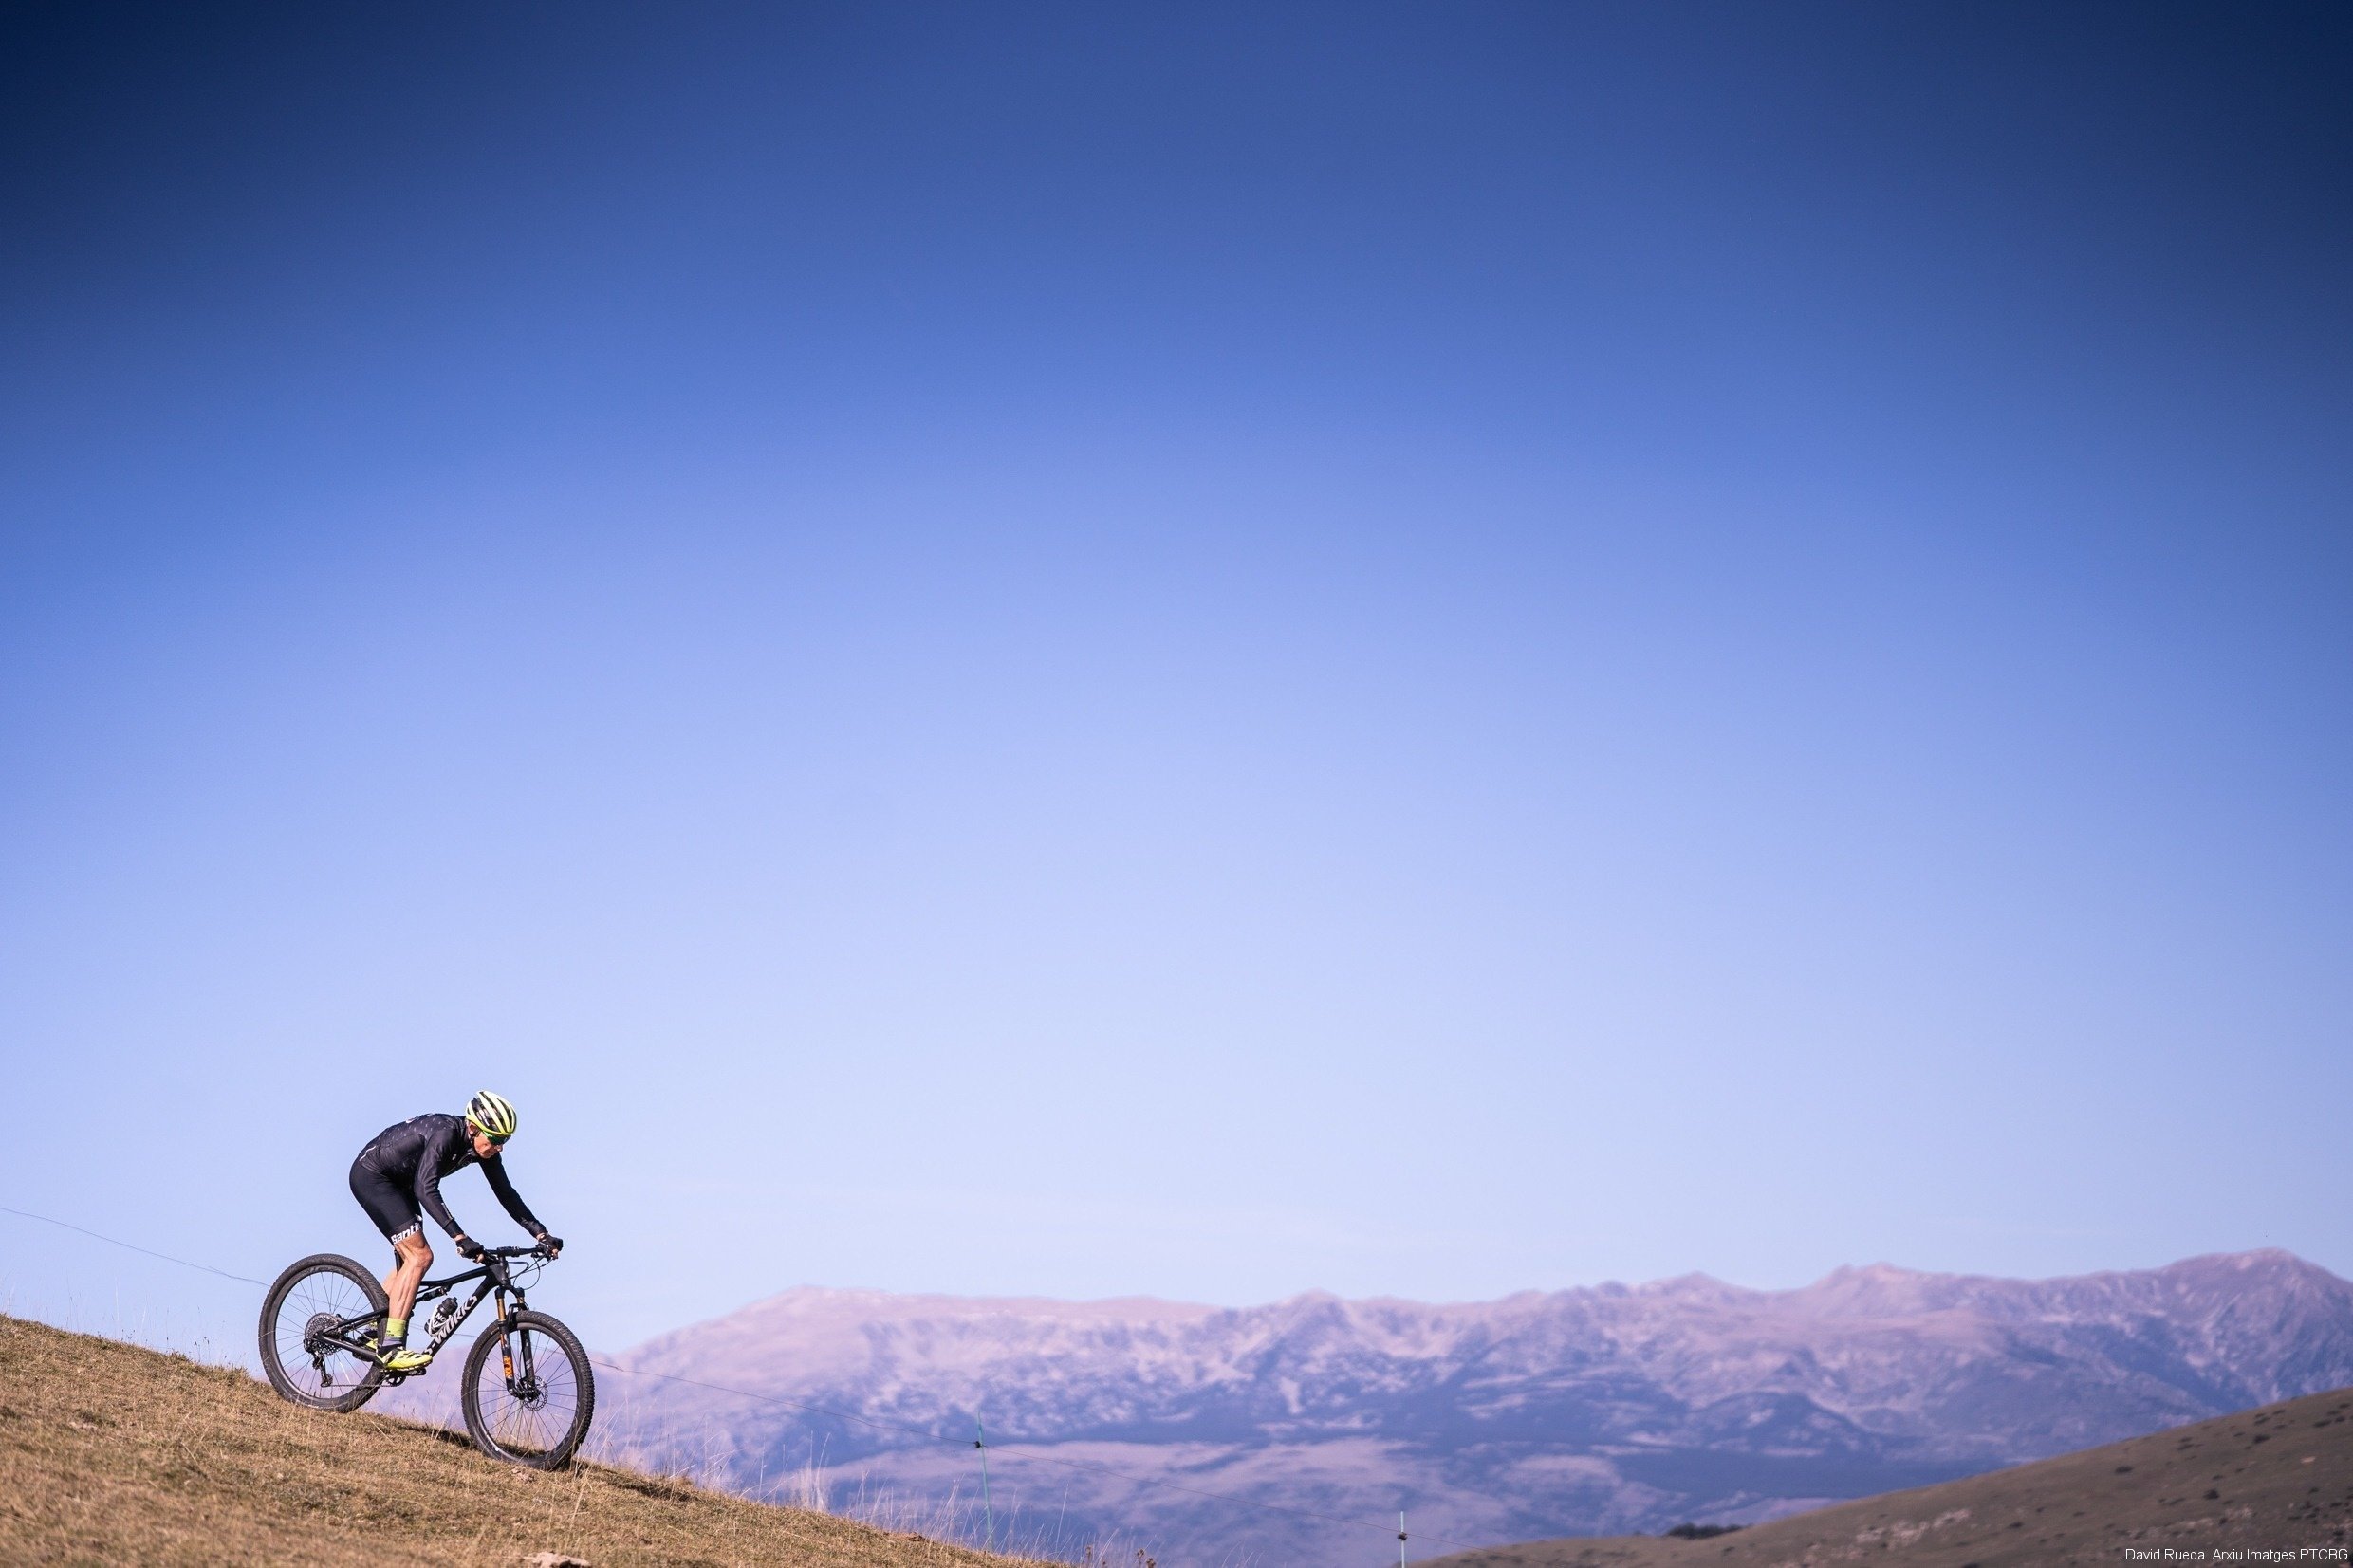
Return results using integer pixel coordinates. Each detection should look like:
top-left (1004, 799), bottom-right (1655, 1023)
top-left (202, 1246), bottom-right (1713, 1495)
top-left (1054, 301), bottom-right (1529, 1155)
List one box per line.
top-left (474, 1325), bottom-right (584, 1459)
top-left (263, 1262), bottom-right (388, 1407)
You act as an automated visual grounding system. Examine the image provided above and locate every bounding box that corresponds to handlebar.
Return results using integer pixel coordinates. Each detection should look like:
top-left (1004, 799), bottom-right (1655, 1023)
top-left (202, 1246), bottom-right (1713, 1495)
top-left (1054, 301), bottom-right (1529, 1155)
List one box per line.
top-left (418, 1243), bottom-right (555, 1295)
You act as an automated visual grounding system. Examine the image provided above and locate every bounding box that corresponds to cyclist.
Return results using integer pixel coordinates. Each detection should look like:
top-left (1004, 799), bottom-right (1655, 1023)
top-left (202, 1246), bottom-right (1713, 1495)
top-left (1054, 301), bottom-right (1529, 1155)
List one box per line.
top-left (347, 1091), bottom-right (563, 1373)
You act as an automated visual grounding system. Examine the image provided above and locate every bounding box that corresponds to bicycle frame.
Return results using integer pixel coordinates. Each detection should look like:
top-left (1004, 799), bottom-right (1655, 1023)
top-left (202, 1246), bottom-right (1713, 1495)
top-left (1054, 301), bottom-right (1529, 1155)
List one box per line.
top-left (307, 1246), bottom-right (548, 1391)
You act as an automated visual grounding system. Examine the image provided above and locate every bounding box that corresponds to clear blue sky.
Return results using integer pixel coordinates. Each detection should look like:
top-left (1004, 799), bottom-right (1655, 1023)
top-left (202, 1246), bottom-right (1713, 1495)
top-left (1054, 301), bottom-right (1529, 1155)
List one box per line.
top-left (2, 3), bottom-right (2348, 1356)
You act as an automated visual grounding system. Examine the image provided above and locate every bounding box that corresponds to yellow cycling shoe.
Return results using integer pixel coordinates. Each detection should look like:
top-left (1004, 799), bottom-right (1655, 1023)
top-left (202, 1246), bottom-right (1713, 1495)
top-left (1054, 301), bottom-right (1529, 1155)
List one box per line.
top-left (380, 1346), bottom-right (434, 1374)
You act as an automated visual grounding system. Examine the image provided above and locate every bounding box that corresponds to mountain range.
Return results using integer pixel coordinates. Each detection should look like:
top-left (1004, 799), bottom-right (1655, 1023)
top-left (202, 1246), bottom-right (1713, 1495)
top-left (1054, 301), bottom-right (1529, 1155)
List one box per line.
top-left (585, 1249), bottom-right (2353, 1567)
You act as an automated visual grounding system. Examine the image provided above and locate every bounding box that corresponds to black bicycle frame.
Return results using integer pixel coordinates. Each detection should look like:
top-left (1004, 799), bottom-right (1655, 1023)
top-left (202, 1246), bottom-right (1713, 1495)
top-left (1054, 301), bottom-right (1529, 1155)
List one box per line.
top-left (313, 1247), bottom-right (545, 1388)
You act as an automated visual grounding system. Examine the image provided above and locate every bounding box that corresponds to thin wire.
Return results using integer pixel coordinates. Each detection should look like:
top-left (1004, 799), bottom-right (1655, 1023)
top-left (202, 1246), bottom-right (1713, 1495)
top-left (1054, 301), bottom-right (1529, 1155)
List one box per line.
top-left (0, 1199), bottom-right (1475, 1553)
top-left (586, 1356), bottom-right (958, 1444)
top-left (589, 1355), bottom-right (1482, 1551)
top-left (995, 1443), bottom-right (1477, 1548)
top-left (0, 1201), bottom-right (268, 1287)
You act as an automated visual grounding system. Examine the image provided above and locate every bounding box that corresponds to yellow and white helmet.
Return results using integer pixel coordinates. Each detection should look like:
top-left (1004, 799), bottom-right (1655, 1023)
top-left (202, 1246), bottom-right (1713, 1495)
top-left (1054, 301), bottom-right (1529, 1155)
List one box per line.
top-left (465, 1090), bottom-right (519, 1141)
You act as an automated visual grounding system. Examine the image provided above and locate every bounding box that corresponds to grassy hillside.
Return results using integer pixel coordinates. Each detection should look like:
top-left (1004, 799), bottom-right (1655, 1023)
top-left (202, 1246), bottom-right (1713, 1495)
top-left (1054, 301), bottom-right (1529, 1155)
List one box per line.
top-left (0, 1314), bottom-right (1040, 1567)
top-left (1422, 1382), bottom-right (2353, 1568)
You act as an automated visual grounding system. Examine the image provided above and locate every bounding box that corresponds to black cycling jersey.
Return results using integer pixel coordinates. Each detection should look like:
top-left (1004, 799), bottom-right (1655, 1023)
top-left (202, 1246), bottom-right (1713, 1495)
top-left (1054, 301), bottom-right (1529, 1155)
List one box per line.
top-left (352, 1113), bottom-right (544, 1243)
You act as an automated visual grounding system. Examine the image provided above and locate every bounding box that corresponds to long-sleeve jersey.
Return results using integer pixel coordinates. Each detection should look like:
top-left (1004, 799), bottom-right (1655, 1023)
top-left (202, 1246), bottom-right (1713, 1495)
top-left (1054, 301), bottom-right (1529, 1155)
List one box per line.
top-left (356, 1113), bottom-right (544, 1241)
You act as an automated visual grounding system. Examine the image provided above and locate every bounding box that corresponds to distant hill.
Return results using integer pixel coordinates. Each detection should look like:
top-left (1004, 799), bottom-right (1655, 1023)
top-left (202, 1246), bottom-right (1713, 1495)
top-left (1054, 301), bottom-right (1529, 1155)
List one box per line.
top-left (1418, 1380), bottom-right (2353, 1566)
top-left (0, 1314), bottom-right (1031, 1567)
top-left (594, 1249), bottom-right (2353, 1567)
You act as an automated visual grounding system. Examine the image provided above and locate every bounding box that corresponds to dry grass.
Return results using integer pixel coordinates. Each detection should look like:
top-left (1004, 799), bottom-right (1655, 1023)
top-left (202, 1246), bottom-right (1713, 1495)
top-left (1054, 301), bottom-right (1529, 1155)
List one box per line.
top-left (0, 1314), bottom-right (1052, 1567)
top-left (1424, 1382), bottom-right (2353, 1568)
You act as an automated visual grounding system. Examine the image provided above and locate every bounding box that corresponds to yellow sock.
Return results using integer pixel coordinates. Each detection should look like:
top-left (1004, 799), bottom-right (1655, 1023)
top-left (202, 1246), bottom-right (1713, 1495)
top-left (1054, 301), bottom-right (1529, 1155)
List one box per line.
top-left (386, 1317), bottom-right (407, 1338)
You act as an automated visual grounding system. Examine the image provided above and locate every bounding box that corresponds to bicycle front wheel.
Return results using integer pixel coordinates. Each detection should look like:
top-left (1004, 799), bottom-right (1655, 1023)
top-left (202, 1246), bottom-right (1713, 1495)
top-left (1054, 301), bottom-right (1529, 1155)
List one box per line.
top-left (258, 1253), bottom-right (387, 1412)
top-left (460, 1308), bottom-right (595, 1468)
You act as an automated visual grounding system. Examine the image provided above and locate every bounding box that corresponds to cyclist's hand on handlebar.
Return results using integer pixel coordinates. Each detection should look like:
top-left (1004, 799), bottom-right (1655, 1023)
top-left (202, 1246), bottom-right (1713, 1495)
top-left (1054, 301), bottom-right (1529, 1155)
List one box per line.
top-left (454, 1235), bottom-right (484, 1260)
top-left (536, 1233), bottom-right (564, 1257)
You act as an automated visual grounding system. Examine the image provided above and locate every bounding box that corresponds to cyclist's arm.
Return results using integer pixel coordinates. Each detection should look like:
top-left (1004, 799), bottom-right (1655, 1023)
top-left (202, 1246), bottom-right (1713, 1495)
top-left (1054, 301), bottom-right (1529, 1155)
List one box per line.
top-left (413, 1123), bottom-right (470, 1241)
top-left (482, 1154), bottom-right (547, 1237)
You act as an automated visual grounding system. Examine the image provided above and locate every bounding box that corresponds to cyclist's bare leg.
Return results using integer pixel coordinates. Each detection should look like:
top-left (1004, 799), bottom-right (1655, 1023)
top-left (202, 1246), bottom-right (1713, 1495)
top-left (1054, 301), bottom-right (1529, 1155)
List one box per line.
top-left (383, 1228), bottom-right (433, 1335)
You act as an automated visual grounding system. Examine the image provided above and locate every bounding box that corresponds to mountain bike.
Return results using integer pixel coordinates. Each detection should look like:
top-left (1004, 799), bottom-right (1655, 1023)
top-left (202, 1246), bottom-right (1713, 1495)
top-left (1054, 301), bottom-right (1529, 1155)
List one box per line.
top-left (257, 1243), bottom-right (595, 1469)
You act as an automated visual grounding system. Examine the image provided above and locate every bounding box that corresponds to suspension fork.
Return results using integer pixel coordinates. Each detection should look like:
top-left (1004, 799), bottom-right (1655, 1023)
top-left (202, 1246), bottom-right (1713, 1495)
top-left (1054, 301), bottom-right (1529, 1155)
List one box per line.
top-left (494, 1285), bottom-right (542, 1394)
top-left (495, 1289), bottom-right (516, 1387)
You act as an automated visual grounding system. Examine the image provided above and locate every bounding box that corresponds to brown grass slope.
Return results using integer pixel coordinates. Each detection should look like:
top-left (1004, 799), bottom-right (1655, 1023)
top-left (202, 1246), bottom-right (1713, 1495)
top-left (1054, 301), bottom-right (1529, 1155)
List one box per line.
top-left (0, 1315), bottom-right (1044, 1568)
top-left (1423, 1384), bottom-right (2353, 1568)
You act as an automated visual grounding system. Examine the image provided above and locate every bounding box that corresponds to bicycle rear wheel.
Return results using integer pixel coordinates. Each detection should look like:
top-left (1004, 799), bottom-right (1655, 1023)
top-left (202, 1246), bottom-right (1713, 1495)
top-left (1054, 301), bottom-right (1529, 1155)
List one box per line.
top-left (259, 1253), bottom-right (387, 1412)
top-left (460, 1308), bottom-right (595, 1468)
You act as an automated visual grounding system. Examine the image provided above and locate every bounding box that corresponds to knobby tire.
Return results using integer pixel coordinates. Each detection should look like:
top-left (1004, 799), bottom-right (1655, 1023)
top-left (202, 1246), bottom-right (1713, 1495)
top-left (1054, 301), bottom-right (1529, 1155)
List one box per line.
top-left (258, 1252), bottom-right (387, 1413)
top-left (461, 1308), bottom-right (595, 1469)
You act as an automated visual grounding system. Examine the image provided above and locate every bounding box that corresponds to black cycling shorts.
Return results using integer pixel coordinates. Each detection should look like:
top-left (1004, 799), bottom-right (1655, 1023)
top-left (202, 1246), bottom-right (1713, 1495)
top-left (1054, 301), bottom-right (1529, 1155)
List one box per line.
top-left (349, 1154), bottom-right (423, 1243)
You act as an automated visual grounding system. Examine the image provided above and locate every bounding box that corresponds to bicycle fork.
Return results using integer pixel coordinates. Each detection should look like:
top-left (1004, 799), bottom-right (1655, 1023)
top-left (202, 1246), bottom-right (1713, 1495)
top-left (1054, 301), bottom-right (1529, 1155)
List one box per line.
top-left (496, 1288), bottom-right (542, 1399)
